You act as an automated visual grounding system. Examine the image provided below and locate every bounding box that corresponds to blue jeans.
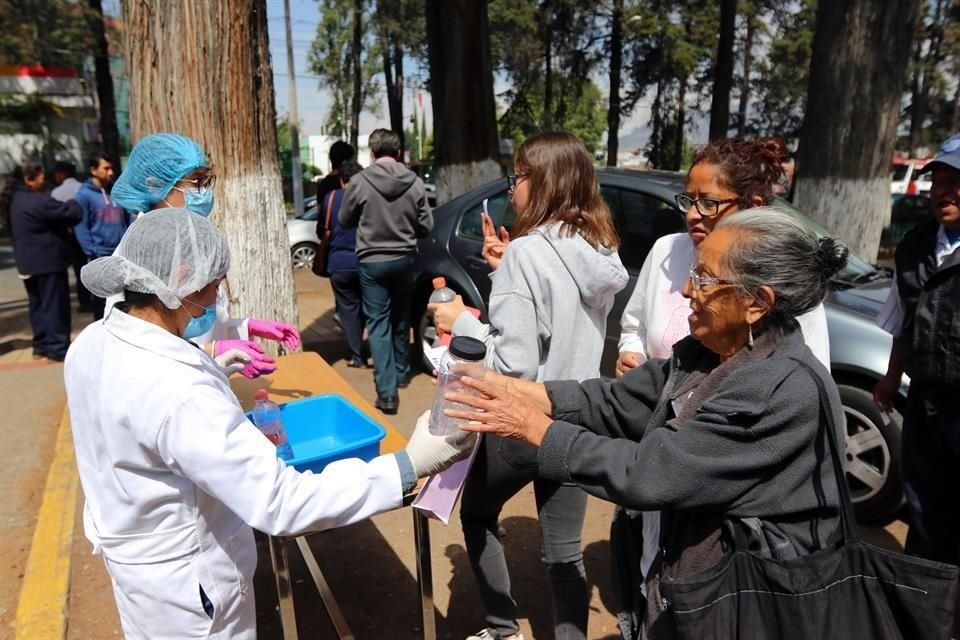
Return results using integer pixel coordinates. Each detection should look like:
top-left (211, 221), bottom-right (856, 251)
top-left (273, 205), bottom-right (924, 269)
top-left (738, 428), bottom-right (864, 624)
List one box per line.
top-left (358, 256), bottom-right (414, 398)
top-left (460, 434), bottom-right (588, 640)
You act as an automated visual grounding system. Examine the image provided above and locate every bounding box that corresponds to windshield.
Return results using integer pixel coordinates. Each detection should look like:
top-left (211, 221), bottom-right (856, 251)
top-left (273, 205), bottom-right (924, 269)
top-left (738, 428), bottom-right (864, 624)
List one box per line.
top-left (891, 164), bottom-right (910, 181)
top-left (769, 197), bottom-right (877, 281)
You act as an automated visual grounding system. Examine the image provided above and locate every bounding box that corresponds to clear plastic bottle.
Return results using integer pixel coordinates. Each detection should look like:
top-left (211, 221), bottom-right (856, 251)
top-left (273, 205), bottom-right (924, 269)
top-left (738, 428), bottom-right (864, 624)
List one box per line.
top-left (429, 276), bottom-right (456, 304)
top-left (252, 389), bottom-right (295, 460)
top-left (429, 336), bottom-right (487, 436)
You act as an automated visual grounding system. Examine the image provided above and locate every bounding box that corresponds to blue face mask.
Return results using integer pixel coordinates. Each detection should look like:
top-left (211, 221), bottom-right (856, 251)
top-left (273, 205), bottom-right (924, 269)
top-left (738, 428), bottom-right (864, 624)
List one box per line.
top-left (183, 188), bottom-right (215, 217)
top-left (182, 302), bottom-right (217, 339)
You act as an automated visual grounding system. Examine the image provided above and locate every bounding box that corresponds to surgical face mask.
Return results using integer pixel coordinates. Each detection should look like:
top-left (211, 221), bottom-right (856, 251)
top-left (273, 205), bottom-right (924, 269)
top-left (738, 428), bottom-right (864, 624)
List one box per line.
top-left (181, 298), bottom-right (217, 339)
top-left (164, 186), bottom-right (215, 217)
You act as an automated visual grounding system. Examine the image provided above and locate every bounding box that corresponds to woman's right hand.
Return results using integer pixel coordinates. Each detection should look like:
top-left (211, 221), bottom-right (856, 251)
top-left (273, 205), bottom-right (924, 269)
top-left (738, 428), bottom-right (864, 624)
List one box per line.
top-left (481, 211), bottom-right (510, 270)
top-left (873, 373), bottom-right (899, 413)
top-left (615, 351), bottom-right (643, 379)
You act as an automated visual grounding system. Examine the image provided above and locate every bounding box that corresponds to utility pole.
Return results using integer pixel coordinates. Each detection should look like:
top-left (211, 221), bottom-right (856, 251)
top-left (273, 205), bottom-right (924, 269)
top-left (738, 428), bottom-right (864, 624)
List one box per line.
top-left (284, 0), bottom-right (304, 216)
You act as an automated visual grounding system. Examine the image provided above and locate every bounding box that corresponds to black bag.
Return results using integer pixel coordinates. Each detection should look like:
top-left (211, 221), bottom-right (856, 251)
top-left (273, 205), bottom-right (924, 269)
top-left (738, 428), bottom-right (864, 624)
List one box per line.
top-left (661, 360), bottom-right (959, 640)
top-left (311, 190), bottom-right (335, 277)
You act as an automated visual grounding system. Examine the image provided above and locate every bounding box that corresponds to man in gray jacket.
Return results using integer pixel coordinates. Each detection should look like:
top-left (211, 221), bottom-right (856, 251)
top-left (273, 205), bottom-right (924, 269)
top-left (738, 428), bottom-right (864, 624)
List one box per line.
top-left (340, 128), bottom-right (433, 413)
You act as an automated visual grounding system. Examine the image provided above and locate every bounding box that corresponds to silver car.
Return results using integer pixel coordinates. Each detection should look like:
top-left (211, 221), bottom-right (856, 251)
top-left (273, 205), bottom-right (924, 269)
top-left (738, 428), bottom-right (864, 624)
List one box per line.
top-left (287, 205), bottom-right (320, 270)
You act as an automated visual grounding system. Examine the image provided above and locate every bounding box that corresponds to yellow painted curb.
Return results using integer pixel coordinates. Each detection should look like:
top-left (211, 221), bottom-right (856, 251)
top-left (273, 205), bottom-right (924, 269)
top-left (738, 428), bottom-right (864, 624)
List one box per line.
top-left (15, 410), bottom-right (77, 640)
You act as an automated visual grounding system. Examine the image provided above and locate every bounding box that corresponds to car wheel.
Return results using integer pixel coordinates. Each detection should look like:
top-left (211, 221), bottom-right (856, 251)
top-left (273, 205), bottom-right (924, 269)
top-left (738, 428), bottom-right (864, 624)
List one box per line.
top-left (838, 384), bottom-right (904, 523)
top-left (291, 242), bottom-right (317, 270)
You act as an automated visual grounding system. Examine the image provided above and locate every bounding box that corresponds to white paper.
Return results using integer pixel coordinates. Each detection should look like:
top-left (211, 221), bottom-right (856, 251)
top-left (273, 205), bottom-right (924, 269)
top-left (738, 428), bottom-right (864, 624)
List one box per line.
top-left (425, 345), bottom-right (448, 372)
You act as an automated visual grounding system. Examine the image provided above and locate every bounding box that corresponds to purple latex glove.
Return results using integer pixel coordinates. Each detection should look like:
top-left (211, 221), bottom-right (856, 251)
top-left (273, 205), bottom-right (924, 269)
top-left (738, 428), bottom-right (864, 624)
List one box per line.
top-left (247, 319), bottom-right (301, 350)
top-left (215, 339), bottom-right (277, 379)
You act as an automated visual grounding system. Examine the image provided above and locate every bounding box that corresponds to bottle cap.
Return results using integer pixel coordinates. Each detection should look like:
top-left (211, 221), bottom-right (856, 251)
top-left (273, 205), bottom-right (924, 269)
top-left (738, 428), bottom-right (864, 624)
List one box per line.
top-left (254, 389), bottom-right (269, 401)
top-left (432, 276), bottom-right (447, 289)
top-left (449, 336), bottom-right (486, 361)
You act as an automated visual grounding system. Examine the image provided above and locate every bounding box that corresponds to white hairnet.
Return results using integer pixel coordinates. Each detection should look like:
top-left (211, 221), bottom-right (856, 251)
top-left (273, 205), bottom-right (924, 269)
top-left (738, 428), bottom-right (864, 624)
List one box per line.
top-left (81, 208), bottom-right (230, 310)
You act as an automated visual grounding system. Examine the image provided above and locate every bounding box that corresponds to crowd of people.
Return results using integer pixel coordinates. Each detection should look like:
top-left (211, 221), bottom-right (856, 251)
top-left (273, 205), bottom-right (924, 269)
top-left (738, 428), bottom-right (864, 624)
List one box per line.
top-left (4, 122), bottom-right (959, 638)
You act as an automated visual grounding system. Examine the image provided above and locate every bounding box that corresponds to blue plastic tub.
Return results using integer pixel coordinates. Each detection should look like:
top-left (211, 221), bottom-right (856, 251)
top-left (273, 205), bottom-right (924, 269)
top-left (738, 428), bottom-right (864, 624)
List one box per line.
top-left (246, 394), bottom-right (386, 474)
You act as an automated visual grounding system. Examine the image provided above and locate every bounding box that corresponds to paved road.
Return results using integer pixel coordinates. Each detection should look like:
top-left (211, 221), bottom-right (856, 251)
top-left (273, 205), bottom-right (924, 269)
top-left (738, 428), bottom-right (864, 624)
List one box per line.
top-left (0, 261), bottom-right (907, 640)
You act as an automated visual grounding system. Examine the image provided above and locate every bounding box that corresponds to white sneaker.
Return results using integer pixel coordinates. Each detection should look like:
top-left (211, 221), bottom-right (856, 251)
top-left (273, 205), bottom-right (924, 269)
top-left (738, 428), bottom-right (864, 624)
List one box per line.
top-left (465, 631), bottom-right (525, 640)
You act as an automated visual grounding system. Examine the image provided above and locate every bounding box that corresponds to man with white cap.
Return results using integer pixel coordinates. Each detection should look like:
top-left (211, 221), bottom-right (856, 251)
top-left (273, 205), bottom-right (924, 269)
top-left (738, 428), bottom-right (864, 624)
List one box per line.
top-left (875, 133), bottom-right (960, 566)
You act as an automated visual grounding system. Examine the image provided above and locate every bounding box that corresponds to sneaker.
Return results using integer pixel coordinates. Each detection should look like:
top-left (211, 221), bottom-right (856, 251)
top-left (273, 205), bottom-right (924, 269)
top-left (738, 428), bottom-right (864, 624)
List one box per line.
top-left (465, 631), bottom-right (524, 640)
top-left (347, 356), bottom-right (367, 368)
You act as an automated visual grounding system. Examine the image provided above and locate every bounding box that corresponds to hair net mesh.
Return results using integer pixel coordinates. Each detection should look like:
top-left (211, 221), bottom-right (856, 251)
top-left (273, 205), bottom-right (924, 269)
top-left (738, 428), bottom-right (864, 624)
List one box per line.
top-left (81, 208), bottom-right (230, 310)
top-left (111, 133), bottom-right (207, 213)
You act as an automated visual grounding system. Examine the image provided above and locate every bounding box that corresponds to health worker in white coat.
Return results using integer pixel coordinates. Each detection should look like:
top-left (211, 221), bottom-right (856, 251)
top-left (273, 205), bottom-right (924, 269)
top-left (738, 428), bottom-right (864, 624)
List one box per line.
top-left (110, 132), bottom-right (294, 379)
top-left (66, 209), bottom-right (475, 639)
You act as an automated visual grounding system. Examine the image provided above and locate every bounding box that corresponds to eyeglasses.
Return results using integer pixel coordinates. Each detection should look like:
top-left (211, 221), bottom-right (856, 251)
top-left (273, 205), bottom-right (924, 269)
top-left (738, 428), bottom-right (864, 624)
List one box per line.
top-left (177, 173), bottom-right (217, 194)
top-left (675, 193), bottom-right (738, 218)
top-left (507, 173), bottom-right (529, 190)
top-left (688, 266), bottom-right (736, 291)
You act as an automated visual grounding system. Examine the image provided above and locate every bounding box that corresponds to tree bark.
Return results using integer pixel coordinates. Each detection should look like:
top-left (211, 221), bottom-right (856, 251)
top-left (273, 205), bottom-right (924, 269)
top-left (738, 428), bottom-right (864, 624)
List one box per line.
top-left (709, 0), bottom-right (738, 140)
top-left (376, 0), bottom-right (405, 149)
top-left (542, 0), bottom-right (555, 130)
top-left (674, 76), bottom-right (687, 171)
top-left (606, 0), bottom-right (623, 166)
top-left (795, 0), bottom-right (921, 263)
top-left (737, 11), bottom-right (755, 136)
top-left (119, 0), bottom-right (298, 351)
top-left (426, 0), bottom-right (501, 203)
top-left (350, 0), bottom-right (363, 150)
top-left (87, 0), bottom-right (121, 164)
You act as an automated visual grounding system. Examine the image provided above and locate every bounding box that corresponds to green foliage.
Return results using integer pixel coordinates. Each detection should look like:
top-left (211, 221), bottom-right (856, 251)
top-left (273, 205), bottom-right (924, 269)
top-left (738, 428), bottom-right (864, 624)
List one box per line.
top-left (499, 76), bottom-right (607, 154)
top-left (0, 0), bottom-right (95, 69)
top-left (308, 0), bottom-right (382, 138)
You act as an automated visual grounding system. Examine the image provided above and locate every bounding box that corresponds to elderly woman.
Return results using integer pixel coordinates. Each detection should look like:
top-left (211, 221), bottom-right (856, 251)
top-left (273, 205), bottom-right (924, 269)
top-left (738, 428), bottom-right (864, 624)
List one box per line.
top-left (445, 208), bottom-right (849, 640)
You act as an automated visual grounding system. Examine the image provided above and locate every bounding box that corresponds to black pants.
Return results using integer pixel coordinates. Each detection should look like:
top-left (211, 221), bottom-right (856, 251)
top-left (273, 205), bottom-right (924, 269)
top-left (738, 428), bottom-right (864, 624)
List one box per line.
top-left (69, 234), bottom-right (93, 311)
top-left (901, 384), bottom-right (960, 564)
top-left (24, 271), bottom-right (71, 360)
top-left (329, 270), bottom-right (365, 361)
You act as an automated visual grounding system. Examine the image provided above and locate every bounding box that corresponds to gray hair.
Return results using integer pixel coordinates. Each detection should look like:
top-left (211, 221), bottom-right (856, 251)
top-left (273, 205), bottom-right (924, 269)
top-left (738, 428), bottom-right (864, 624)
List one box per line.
top-left (716, 207), bottom-right (848, 331)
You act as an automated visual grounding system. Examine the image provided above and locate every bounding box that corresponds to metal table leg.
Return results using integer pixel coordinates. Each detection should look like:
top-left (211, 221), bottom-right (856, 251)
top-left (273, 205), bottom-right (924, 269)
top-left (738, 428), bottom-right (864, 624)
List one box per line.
top-left (296, 536), bottom-right (354, 639)
top-left (413, 509), bottom-right (436, 640)
top-left (268, 535), bottom-right (299, 640)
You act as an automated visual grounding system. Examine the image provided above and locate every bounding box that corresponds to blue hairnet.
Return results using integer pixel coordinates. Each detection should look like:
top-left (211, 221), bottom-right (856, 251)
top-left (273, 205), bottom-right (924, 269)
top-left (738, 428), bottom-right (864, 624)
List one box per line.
top-left (112, 133), bottom-right (208, 213)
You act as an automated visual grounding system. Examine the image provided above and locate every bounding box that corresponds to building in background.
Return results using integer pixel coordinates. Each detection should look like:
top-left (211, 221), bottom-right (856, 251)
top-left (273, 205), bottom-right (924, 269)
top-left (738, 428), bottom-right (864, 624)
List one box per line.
top-left (0, 65), bottom-right (98, 173)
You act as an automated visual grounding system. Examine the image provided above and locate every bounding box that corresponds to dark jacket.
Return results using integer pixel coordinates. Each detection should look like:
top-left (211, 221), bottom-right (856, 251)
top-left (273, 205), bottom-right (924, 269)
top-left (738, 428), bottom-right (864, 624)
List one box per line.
top-left (73, 178), bottom-right (131, 258)
top-left (317, 188), bottom-right (358, 273)
top-left (541, 329), bottom-right (843, 639)
top-left (9, 185), bottom-right (82, 275)
top-left (894, 220), bottom-right (960, 387)
top-left (339, 159), bottom-right (433, 263)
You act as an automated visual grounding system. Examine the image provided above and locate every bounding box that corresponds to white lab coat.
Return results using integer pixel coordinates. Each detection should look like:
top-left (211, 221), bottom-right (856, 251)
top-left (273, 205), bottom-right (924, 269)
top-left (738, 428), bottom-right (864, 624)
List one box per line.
top-left (65, 310), bottom-right (403, 639)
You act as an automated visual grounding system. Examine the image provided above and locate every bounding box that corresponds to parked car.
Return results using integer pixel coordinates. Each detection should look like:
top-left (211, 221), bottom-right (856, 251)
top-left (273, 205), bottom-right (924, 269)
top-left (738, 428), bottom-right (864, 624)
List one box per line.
top-left (891, 158), bottom-right (932, 196)
top-left (287, 204), bottom-right (320, 270)
top-left (410, 169), bottom-right (909, 523)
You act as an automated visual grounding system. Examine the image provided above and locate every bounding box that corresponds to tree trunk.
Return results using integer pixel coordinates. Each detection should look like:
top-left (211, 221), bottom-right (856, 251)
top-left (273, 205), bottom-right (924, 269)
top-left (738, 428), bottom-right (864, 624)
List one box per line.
top-left (119, 0), bottom-right (298, 352)
top-left (709, 0), bottom-right (738, 140)
top-left (606, 0), bottom-right (623, 166)
top-left (907, 32), bottom-right (924, 155)
top-left (350, 0), bottom-right (363, 150)
top-left (425, 0), bottom-right (501, 203)
top-left (87, 0), bottom-right (121, 163)
top-left (376, 0), bottom-right (405, 149)
top-left (542, 0), bottom-right (554, 129)
top-left (737, 11), bottom-right (755, 136)
top-left (794, 0), bottom-right (921, 263)
top-left (674, 76), bottom-right (687, 171)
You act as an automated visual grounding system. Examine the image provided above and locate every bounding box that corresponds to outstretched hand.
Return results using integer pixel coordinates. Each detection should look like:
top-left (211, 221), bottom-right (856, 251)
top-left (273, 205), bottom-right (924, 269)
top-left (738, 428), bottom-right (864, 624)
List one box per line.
top-left (443, 375), bottom-right (553, 447)
top-left (481, 211), bottom-right (510, 270)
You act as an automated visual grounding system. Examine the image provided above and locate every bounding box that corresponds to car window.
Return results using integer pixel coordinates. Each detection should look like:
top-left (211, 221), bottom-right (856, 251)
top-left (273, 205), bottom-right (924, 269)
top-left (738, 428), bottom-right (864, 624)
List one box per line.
top-left (458, 191), bottom-right (515, 239)
top-left (615, 189), bottom-right (686, 270)
top-left (300, 206), bottom-right (319, 222)
top-left (890, 164), bottom-right (910, 181)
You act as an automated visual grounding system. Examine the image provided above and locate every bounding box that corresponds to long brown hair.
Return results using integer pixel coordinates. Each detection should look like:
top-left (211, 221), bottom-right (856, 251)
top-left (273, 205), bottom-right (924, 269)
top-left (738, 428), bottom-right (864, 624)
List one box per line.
top-left (510, 131), bottom-right (619, 250)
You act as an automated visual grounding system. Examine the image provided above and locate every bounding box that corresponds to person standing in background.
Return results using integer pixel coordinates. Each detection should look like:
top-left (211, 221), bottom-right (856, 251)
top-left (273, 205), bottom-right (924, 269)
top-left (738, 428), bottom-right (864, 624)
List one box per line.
top-left (340, 128), bottom-right (433, 415)
top-left (2, 163), bottom-right (82, 361)
top-left (315, 141), bottom-right (356, 205)
top-left (50, 160), bottom-right (93, 313)
top-left (73, 152), bottom-right (131, 319)
top-left (319, 160), bottom-right (368, 368)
